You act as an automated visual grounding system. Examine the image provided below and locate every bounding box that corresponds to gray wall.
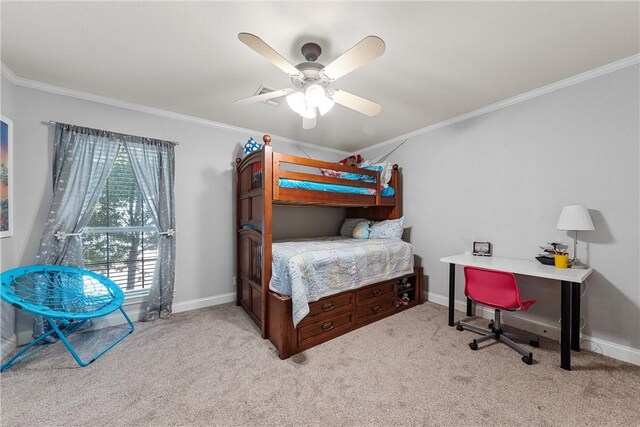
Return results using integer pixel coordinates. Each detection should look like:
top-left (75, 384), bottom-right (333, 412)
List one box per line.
top-left (362, 65), bottom-right (640, 352)
top-left (1, 77), bottom-right (347, 340)
top-left (0, 75), bottom-right (17, 356)
top-left (2, 64), bottom-right (638, 359)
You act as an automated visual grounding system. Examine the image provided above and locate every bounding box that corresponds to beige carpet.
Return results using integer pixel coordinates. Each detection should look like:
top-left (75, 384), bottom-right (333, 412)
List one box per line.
top-left (1, 302), bottom-right (639, 426)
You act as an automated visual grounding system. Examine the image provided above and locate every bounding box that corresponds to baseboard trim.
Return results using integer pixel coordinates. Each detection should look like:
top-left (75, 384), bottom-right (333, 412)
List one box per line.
top-left (15, 292), bottom-right (236, 346)
top-left (1, 334), bottom-right (17, 359)
top-left (172, 293), bottom-right (236, 313)
top-left (425, 291), bottom-right (640, 366)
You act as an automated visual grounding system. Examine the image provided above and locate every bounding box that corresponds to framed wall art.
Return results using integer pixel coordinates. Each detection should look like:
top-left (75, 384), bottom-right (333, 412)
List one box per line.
top-left (1, 115), bottom-right (13, 238)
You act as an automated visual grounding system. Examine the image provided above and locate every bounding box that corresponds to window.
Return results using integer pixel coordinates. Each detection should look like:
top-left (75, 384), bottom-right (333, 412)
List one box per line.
top-left (83, 149), bottom-right (158, 292)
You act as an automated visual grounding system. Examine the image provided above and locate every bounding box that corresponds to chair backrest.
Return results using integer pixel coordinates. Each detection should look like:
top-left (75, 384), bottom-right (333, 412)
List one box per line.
top-left (1, 265), bottom-right (124, 320)
top-left (463, 266), bottom-right (524, 310)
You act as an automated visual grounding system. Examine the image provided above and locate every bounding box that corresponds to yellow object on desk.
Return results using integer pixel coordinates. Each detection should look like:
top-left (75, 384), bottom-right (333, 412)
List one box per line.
top-left (554, 253), bottom-right (569, 269)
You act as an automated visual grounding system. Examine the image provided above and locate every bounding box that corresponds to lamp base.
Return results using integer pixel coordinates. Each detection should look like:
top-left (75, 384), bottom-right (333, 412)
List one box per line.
top-left (570, 259), bottom-right (589, 269)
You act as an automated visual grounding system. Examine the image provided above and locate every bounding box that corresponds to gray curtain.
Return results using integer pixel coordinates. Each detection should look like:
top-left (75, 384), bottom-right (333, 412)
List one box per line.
top-left (124, 138), bottom-right (176, 321)
top-left (34, 124), bottom-right (121, 338)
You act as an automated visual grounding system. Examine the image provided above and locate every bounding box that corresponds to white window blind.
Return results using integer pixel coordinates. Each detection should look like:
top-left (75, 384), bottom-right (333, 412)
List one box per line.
top-left (83, 149), bottom-right (158, 291)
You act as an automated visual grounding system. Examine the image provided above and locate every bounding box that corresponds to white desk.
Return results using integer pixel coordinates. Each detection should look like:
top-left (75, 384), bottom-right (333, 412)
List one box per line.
top-left (440, 254), bottom-right (594, 371)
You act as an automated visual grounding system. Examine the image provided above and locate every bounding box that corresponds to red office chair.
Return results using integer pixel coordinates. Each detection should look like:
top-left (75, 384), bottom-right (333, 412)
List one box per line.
top-left (456, 266), bottom-right (540, 365)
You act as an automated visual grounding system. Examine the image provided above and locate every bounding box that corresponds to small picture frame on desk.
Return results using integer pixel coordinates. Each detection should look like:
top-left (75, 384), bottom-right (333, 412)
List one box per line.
top-left (473, 241), bottom-right (492, 256)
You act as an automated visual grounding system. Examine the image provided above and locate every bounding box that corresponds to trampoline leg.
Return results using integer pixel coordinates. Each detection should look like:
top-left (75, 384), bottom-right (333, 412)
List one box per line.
top-left (0, 328), bottom-right (59, 372)
top-left (84, 308), bottom-right (135, 365)
top-left (47, 308), bottom-right (135, 368)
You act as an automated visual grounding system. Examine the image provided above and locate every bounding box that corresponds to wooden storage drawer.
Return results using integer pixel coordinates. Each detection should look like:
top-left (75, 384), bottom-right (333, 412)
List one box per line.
top-left (356, 282), bottom-right (395, 304)
top-left (303, 292), bottom-right (354, 322)
top-left (298, 311), bottom-right (354, 347)
top-left (356, 296), bottom-right (395, 324)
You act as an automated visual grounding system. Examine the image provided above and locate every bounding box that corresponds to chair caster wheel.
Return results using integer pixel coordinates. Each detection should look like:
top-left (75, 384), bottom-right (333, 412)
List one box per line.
top-left (488, 322), bottom-right (495, 331)
top-left (456, 324), bottom-right (464, 331)
top-left (530, 340), bottom-right (540, 348)
top-left (469, 341), bottom-right (478, 351)
top-left (522, 354), bottom-right (533, 365)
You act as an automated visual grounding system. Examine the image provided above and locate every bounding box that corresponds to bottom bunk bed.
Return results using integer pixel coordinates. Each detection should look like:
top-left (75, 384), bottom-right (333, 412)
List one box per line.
top-left (258, 235), bottom-right (423, 359)
top-left (268, 266), bottom-right (424, 359)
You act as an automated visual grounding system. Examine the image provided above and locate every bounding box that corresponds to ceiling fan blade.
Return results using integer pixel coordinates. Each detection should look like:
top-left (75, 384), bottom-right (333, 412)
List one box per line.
top-left (331, 90), bottom-right (382, 117)
top-left (320, 36), bottom-right (386, 81)
top-left (235, 89), bottom-right (292, 105)
top-left (302, 115), bottom-right (317, 130)
top-left (238, 33), bottom-right (302, 77)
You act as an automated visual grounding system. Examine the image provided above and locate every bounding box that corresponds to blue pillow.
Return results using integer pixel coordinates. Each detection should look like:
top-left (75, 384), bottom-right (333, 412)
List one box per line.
top-left (340, 218), bottom-right (367, 236)
top-left (352, 221), bottom-right (371, 239)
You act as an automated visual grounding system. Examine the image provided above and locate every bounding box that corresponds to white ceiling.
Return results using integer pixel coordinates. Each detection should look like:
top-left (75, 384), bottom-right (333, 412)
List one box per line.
top-left (1, 1), bottom-right (638, 151)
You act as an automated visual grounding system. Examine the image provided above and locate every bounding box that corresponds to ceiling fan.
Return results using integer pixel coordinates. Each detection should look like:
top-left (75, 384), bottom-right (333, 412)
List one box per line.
top-left (235, 33), bottom-right (385, 130)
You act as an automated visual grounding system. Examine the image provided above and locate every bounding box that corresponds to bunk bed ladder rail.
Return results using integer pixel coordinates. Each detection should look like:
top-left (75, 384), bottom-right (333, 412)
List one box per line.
top-left (236, 146), bottom-right (270, 338)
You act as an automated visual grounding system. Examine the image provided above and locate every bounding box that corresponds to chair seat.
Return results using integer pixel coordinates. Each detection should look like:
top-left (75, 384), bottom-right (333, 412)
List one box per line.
top-left (471, 297), bottom-right (536, 312)
top-left (520, 298), bottom-right (536, 311)
top-left (1, 265), bottom-right (125, 320)
top-left (1, 264), bottom-right (134, 371)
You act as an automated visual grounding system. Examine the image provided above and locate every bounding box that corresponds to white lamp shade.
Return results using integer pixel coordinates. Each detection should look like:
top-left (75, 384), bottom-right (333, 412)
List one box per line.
top-left (556, 205), bottom-right (595, 231)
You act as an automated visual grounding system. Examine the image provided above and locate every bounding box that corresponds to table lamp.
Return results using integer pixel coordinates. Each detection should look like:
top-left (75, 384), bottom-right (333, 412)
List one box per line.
top-left (556, 205), bottom-right (595, 268)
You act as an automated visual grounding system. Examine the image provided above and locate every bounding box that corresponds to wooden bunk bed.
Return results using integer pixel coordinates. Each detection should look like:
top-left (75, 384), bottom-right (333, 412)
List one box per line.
top-left (236, 135), bottom-right (423, 359)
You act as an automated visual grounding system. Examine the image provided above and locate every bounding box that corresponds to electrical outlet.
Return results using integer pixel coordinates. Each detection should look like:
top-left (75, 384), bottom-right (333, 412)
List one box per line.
top-left (232, 276), bottom-right (237, 287)
top-left (173, 289), bottom-right (177, 298)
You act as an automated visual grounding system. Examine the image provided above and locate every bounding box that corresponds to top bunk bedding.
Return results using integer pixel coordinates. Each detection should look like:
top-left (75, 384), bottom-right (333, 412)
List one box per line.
top-left (279, 178), bottom-right (395, 197)
top-left (236, 142), bottom-right (400, 208)
top-left (270, 236), bottom-right (414, 326)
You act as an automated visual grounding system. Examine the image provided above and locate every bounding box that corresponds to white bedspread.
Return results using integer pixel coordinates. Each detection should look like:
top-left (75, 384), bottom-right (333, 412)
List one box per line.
top-left (269, 236), bottom-right (414, 326)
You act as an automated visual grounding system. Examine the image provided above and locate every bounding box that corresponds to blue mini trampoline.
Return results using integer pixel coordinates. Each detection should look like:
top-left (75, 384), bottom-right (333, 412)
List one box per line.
top-left (1, 265), bottom-right (135, 371)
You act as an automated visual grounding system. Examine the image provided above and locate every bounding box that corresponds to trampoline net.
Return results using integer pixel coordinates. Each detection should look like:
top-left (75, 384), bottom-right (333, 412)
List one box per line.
top-left (2, 268), bottom-right (117, 316)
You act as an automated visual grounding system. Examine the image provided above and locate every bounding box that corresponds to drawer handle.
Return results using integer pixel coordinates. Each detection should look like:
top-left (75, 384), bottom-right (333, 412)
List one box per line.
top-left (371, 289), bottom-right (382, 296)
top-left (321, 321), bottom-right (334, 331)
top-left (371, 305), bottom-right (382, 313)
top-left (321, 302), bottom-right (335, 312)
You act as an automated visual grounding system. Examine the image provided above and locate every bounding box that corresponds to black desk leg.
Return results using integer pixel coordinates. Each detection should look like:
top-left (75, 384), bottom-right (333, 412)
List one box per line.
top-left (571, 282), bottom-right (581, 352)
top-left (448, 263), bottom-right (455, 326)
top-left (466, 297), bottom-right (473, 316)
top-left (561, 280), bottom-right (571, 370)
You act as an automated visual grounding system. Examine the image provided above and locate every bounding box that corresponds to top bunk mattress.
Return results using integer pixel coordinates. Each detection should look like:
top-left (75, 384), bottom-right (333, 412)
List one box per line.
top-left (279, 178), bottom-right (395, 197)
top-left (270, 236), bottom-right (414, 326)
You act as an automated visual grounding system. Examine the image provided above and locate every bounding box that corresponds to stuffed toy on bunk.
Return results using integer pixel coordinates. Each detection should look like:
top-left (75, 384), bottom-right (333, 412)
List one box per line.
top-left (338, 154), bottom-right (363, 167)
top-left (243, 137), bottom-right (262, 155)
top-left (321, 154), bottom-right (364, 178)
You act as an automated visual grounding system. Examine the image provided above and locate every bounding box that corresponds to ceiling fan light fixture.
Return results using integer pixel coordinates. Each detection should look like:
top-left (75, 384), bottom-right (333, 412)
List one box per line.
top-left (299, 103), bottom-right (317, 119)
top-left (305, 84), bottom-right (325, 107)
top-left (237, 33), bottom-right (385, 128)
top-left (287, 90), bottom-right (317, 119)
top-left (317, 95), bottom-right (335, 116)
top-left (286, 91), bottom-right (306, 115)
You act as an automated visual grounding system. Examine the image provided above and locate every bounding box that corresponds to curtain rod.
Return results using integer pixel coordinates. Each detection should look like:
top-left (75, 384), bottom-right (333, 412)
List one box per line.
top-left (48, 121), bottom-right (180, 146)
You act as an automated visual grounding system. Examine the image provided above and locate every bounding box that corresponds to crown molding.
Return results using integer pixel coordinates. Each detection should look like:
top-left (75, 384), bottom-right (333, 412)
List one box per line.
top-left (3, 54), bottom-right (637, 157)
top-left (0, 62), bottom-right (350, 156)
top-left (358, 54), bottom-right (640, 155)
